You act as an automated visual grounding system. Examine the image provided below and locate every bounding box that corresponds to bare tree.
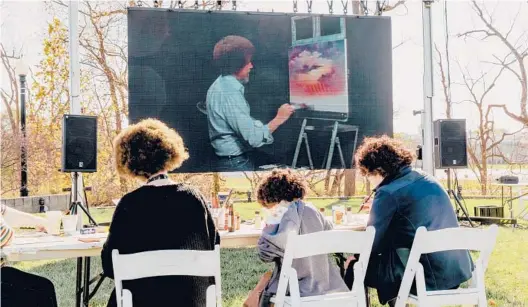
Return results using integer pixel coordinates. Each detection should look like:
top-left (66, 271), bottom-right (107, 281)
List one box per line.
top-left (458, 64), bottom-right (523, 194)
top-left (458, 0), bottom-right (528, 126)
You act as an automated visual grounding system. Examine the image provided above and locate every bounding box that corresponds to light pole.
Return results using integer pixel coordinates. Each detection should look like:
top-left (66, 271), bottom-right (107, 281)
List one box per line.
top-left (421, 0), bottom-right (435, 176)
top-left (17, 60), bottom-right (29, 197)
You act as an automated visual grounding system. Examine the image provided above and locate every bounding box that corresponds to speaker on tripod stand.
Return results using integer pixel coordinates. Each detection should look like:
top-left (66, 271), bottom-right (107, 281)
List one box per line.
top-left (61, 114), bottom-right (98, 227)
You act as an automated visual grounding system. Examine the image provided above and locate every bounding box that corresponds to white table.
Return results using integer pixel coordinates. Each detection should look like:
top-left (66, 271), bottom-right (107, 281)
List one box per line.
top-left (2, 215), bottom-right (368, 306)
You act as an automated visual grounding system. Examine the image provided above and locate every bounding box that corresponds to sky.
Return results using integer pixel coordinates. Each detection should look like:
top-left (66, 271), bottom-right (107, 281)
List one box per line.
top-left (1, 0), bottom-right (527, 135)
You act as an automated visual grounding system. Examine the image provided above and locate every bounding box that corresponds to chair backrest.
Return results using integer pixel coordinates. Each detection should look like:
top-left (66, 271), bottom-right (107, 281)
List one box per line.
top-left (395, 225), bottom-right (499, 307)
top-left (274, 227), bottom-right (376, 306)
top-left (112, 245), bottom-right (222, 307)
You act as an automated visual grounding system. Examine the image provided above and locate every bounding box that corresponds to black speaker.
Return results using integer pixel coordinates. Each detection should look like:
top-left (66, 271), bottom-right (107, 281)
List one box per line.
top-left (434, 119), bottom-right (468, 169)
top-left (62, 115), bottom-right (97, 172)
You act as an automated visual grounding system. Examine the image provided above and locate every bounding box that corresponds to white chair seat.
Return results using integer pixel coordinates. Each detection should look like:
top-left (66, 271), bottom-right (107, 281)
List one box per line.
top-left (272, 291), bottom-right (361, 306)
top-left (408, 288), bottom-right (481, 306)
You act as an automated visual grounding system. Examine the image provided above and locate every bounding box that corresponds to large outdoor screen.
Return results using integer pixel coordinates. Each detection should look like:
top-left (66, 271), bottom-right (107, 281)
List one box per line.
top-left (128, 8), bottom-right (393, 173)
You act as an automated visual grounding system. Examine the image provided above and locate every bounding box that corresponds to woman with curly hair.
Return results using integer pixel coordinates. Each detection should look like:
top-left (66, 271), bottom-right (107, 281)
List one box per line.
top-left (255, 169), bottom-right (348, 307)
top-left (344, 136), bottom-right (473, 306)
top-left (101, 119), bottom-right (219, 307)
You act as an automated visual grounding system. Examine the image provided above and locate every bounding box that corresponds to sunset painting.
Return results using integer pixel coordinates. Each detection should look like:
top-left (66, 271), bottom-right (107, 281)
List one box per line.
top-left (288, 39), bottom-right (348, 114)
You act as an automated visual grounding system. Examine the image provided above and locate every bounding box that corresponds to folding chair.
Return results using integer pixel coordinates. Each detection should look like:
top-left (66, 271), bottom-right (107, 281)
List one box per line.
top-left (272, 227), bottom-right (376, 307)
top-left (111, 245), bottom-right (222, 307)
top-left (395, 225), bottom-right (499, 307)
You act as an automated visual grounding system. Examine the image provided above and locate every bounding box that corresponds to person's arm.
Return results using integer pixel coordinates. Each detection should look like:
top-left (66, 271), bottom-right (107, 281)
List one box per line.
top-left (267, 104), bottom-right (295, 133)
top-left (101, 198), bottom-right (128, 279)
top-left (2, 205), bottom-right (47, 229)
top-left (367, 190), bottom-right (399, 254)
top-left (257, 217), bottom-right (299, 262)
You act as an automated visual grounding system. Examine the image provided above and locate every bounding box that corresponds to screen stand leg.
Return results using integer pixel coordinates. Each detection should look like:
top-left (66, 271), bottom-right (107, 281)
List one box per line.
top-left (325, 121), bottom-right (341, 170)
top-left (292, 118), bottom-right (314, 170)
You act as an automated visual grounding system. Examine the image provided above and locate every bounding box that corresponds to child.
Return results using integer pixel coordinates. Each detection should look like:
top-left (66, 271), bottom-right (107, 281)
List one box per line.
top-left (256, 169), bottom-right (348, 306)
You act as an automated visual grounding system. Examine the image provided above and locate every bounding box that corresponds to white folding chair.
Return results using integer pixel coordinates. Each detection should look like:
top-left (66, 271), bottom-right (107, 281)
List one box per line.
top-left (272, 226), bottom-right (376, 307)
top-left (111, 245), bottom-right (222, 307)
top-left (394, 225), bottom-right (499, 307)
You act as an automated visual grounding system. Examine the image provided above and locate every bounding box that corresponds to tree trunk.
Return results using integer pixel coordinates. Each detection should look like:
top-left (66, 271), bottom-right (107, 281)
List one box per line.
top-left (343, 168), bottom-right (356, 196)
top-left (212, 173), bottom-right (220, 194)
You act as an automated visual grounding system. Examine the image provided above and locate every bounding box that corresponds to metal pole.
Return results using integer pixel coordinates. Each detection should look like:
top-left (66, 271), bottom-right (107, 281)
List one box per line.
top-left (69, 0), bottom-right (84, 230)
top-left (19, 74), bottom-right (29, 197)
top-left (69, 0), bottom-right (81, 115)
top-left (422, 0), bottom-right (435, 175)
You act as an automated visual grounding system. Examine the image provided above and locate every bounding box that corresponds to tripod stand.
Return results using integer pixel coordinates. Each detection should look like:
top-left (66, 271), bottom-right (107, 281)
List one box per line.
top-left (447, 169), bottom-right (474, 227)
top-left (69, 172), bottom-right (98, 227)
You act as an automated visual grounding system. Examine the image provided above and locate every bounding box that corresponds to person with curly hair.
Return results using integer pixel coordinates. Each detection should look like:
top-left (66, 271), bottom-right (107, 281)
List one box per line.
top-left (343, 136), bottom-right (473, 306)
top-left (206, 35), bottom-right (295, 171)
top-left (255, 169), bottom-right (348, 307)
top-left (101, 119), bottom-right (219, 307)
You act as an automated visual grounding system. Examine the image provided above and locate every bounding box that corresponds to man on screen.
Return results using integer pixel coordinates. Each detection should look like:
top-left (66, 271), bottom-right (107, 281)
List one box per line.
top-left (206, 35), bottom-right (295, 172)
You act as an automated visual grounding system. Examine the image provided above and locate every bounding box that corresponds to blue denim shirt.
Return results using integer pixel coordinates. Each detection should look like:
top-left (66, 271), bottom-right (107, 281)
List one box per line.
top-left (206, 75), bottom-right (273, 157)
top-left (368, 166), bottom-right (473, 303)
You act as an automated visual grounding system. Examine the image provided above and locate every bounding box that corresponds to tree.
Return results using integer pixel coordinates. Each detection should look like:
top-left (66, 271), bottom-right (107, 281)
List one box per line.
top-left (458, 65), bottom-right (523, 194)
top-left (0, 44), bottom-right (22, 196)
top-left (459, 0), bottom-right (528, 126)
top-left (29, 17), bottom-right (73, 195)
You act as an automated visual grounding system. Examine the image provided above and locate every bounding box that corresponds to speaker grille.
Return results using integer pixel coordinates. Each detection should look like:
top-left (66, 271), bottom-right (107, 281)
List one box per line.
top-left (62, 115), bottom-right (97, 172)
top-left (434, 119), bottom-right (467, 168)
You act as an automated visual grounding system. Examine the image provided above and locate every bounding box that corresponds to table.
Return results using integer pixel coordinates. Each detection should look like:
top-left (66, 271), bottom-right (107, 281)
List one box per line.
top-left (2, 232), bottom-right (107, 307)
top-left (2, 215), bottom-right (369, 307)
top-left (492, 182), bottom-right (528, 224)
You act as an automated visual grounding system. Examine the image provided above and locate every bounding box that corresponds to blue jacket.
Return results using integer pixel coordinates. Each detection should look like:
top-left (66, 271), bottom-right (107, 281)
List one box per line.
top-left (367, 166), bottom-right (473, 303)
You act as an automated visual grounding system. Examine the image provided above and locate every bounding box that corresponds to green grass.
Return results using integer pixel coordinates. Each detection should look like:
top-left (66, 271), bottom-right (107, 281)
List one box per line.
top-left (82, 197), bottom-right (512, 225)
top-left (10, 198), bottom-right (528, 306)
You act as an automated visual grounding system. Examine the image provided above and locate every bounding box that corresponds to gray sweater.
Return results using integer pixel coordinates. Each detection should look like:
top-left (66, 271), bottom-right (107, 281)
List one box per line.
top-left (257, 200), bottom-right (349, 299)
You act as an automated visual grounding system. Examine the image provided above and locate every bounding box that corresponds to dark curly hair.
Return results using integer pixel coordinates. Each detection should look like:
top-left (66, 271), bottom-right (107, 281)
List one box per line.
top-left (256, 169), bottom-right (307, 208)
top-left (213, 35), bottom-right (255, 76)
top-left (113, 119), bottom-right (189, 180)
top-left (355, 135), bottom-right (415, 178)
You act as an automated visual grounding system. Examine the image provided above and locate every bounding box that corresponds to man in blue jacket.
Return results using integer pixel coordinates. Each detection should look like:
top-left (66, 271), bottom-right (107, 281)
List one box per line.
top-left (344, 136), bottom-right (473, 306)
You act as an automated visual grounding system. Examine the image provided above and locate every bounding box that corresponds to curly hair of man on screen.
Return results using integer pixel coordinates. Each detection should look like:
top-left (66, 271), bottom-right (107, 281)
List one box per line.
top-left (113, 118), bottom-right (189, 180)
top-left (213, 35), bottom-right (256, 77)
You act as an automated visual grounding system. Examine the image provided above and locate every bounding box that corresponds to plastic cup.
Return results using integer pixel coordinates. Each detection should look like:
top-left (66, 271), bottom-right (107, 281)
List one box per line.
top-left (62, 215), bottom-right (78, 235)
top-left (46, 211), bottom-right (63, 235)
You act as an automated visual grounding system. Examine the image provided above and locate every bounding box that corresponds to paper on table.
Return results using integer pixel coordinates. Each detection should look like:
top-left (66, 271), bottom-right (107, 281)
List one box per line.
top-left (13, 236), bottom-right (64, 245)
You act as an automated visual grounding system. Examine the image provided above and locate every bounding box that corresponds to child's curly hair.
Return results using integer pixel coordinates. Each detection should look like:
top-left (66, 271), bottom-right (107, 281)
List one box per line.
top-left (355, 135), bottom-right (415, 178)
top-left (256, 169), bottom-right (307, 208)
top-left (113, 118), bottom-right (189, 180)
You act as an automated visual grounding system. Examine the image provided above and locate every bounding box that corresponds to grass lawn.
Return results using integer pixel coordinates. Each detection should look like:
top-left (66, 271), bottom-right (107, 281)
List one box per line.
top-left (10, 198), bottom-right (528, 306)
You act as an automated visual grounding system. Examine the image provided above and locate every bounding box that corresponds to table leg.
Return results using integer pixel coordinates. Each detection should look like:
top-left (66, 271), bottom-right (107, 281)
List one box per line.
top-left (76, 257), bottom-right (83, 307)
top-left (83, 257), bottom-right (91, 306)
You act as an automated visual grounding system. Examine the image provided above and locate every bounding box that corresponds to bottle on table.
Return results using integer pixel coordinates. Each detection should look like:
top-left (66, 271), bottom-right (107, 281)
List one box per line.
top-left (228, 203), bottom-right (235, 232)
top-left (211, 192), bottom-right (219, 208)
top-left (254, 211), bottom-right (262, 229)
top-left (217, 206), bottom-right (226, 230)
top-left (346, 206), bottom-right (353, 224)
top-left (236, 212), bottom-right (241, 230)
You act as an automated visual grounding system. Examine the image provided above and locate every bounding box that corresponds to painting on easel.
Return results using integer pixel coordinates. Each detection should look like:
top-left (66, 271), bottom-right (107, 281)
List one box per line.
top-left (288, 39), bottom-right (349, 120)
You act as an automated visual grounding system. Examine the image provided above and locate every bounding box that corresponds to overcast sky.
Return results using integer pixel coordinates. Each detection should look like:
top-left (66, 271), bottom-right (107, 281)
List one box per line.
top-left (1, 0), bottom-right (527, 134)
